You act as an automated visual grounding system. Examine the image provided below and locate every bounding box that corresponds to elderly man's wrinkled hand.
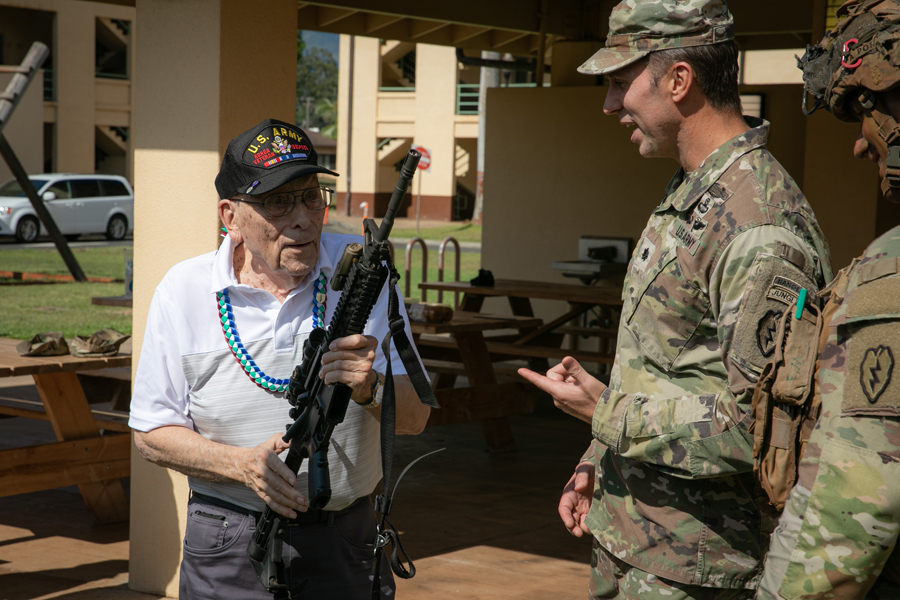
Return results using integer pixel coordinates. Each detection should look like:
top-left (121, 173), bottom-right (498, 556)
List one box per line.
top-left (518, 356), bottom-right (606, 423)
top-left (559, 462), bottom-right (595, 537)
top-left (319, 334), bottom-right (378, 403)
top-left (235, 433), bottom-right (308, 518)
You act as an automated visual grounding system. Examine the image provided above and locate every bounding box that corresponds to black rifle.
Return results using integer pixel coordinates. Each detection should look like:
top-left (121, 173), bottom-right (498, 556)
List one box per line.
top-left (248, 149), bottom-right (430, 599)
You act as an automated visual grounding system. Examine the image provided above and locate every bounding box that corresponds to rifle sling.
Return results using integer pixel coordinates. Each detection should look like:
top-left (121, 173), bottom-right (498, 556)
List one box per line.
top-left (371, 264), bottom-right (438, 597)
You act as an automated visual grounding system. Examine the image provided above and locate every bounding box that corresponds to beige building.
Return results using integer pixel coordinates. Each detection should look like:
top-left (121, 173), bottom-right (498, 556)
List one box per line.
top-left (0, 0), bottom-right (135, 185)
top-left (4, 0), bottom-right (896, 597)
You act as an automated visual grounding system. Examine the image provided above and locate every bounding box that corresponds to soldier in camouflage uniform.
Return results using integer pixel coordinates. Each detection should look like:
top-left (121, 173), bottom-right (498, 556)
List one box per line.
top-left (756, 1), bottom-right (900, 598)
top-left (519, 1), bottom-right (833, 598)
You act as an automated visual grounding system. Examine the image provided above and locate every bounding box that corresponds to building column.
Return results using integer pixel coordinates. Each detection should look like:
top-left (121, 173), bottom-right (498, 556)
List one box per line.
top-left (54, 2), bottom-right (96, 174)
top-left (129, 0), bottom-right (296, 595)
top-left (336, 35), bottom-right (379, 217)
top-left (412, 43), bottom-right (457, 221)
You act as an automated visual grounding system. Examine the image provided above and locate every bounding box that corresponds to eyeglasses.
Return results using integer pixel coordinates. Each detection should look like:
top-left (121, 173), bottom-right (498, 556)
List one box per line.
top-left (232, 186), bottom-right (333, 218)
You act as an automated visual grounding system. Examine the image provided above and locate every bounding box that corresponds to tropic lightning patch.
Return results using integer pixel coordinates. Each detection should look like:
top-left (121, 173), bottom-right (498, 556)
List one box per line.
top-left (843, 324), bottom-right (900, 413)
top-left (860, 346), bottom-right (894, 403)
top-left (756, 309), bottom-right (784, 358)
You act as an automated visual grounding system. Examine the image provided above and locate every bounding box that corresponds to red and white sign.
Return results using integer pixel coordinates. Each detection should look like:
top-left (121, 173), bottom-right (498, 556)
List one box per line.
top-left (411, 145), bottom-right (431, 171)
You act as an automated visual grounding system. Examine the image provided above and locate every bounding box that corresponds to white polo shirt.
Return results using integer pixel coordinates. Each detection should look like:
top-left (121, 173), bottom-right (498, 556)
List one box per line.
top-left (129, 232), bottom-right (419, 511)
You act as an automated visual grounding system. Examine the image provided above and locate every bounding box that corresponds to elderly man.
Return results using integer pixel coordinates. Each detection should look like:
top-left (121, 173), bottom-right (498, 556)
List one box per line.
top-left (519, 1), bottom-right (832, 599)
top-left (756, 2), bottom-right (900, 598)
top-left (128, 118), bottom-right (430, 599)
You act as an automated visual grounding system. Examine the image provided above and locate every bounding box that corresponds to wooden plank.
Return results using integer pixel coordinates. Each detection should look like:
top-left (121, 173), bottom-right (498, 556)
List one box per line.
top-left (32, 371), bottom-right (130, 524)
top-left (410, 311), bottom-right (541, 335)
top-left (455, 331), bottom-right (517, 452)
top-left (427, 383), bottom-right (538, 427)
top-left (91, 295), bottom-right (133, 308)
top-left (0, 396), bottom-right (131, 432)
top-left (0, 435), bottom-right (130, 497)
top-left (422, 359), bottom-right (520, 379)
top-left (416, 335), bottom-right (615, 364)
top-left (513, 304), bottom-right (592, 346)
top-left (421, 278), bottom-right (623, 306)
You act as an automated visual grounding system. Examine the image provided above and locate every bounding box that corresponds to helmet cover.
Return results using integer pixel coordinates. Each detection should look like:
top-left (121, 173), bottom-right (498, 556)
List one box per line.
top-left (798, 0), bottom-right (900, 121)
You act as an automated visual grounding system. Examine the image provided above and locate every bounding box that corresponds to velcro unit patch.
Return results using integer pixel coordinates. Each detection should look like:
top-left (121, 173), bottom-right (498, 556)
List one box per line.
top-left (732, 255), bottom-right (816, 376)
top-left (843, 322), bottom-right (900, 415)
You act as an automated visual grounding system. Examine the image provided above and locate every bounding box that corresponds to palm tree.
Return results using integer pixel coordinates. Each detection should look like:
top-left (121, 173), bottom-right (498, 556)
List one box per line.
top-left (315, 97), bottom-right (337, 139)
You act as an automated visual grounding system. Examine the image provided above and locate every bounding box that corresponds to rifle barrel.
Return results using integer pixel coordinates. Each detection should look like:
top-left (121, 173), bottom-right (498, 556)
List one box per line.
top-left (376, 149), bottom-right (420, 242)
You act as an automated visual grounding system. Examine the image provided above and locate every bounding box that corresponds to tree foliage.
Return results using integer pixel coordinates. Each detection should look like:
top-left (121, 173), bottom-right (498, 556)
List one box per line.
top-left (296, 46), bottom-right (338, 136)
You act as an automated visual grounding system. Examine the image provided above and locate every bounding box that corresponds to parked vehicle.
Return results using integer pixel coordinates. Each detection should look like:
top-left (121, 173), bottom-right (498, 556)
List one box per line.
top-left (0, 174), bottom-right (134, 243)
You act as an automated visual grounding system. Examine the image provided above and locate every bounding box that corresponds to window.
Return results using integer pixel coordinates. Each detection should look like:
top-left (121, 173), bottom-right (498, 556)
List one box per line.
top-left (0, 178), bottom-right (49, 197)
top-left (70, 179), bottom-right (102, 198)
top-left (45, 180), bottom-right (71, 199)
top-left (100, 179), bottom-right (129, 196)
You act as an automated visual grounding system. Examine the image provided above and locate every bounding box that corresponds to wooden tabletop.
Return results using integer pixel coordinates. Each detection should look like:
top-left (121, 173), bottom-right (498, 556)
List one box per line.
top-left (0, 338), bottom-right (132, 378)
top-left (419, 278), bottom-right (623, 306)
top-left (409, 311), bottom-right (542, 335)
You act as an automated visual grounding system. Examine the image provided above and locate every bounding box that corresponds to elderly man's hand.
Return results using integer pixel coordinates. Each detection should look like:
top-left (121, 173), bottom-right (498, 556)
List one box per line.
top-left (559, 462), bottom-right (594, 537)
top-left (319, 334), bottom-right (379, 403)
top-left (518, 356), bottom-right (606, 423)
top-left (234, 433), bottom-right (308, 518)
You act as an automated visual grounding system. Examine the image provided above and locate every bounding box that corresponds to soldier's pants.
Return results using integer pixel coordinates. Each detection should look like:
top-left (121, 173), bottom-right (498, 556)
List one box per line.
top-left (590, 540), bottom-right (753, 600)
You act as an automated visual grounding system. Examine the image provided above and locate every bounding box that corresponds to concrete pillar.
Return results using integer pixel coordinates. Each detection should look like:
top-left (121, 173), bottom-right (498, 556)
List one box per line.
top-left (337, 35), bottom-right (379, 217)
top-left (130, 0), bottom-right (295, 595)
top-left (55, 2), bottom-right (95, 174)
top-left (412, 43), bottom-right (457, 221)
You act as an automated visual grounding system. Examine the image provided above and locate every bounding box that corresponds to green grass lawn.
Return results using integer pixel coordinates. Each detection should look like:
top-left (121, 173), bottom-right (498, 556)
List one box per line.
top-left (0, 246), bottom-right (130, 280)
top-left (0, 247), bottom-right (132, 339)
top-left (390, 222), bottom-right (481, 243)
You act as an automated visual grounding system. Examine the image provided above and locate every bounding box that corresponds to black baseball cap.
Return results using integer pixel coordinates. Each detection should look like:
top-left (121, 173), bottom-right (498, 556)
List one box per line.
top-left (215, 118), bottom-right (339, 199)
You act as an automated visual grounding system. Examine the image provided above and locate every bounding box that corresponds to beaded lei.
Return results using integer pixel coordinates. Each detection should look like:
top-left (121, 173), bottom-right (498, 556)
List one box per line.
top-left (216, 271), bottom-right (328, 393)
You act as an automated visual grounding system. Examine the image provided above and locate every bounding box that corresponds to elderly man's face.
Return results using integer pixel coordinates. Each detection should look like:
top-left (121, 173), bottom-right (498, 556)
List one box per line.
top-left (230, 174), bottom-right (325, 281)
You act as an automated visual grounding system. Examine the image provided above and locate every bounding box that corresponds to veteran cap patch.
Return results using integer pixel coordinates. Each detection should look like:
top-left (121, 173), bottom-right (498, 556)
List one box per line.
top-left (215, 119), bottom-right (338, 200)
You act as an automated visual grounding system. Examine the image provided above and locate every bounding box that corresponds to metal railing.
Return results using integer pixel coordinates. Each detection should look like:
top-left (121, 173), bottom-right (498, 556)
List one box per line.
top-left (456, 82), bottom-right (542, 115)
top-left (378, 86), bottom-right (414, 92)
top-left (438, 237), bottom-right (461, 308)
top-left (404, 237), bottom-right (428, 301)
top-left (43, 69), bottom-right (55, 101)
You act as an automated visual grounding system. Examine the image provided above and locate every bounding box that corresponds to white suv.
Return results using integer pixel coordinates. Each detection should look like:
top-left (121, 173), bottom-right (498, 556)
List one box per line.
top-left (0, 174), bottom-right (134, 243)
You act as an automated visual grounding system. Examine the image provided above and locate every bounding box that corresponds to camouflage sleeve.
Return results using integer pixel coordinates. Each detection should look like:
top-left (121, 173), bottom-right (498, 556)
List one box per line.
top-left (592, 226), bottom-right (823, 478)
top-left (755, 417), bottom-right (900, 599)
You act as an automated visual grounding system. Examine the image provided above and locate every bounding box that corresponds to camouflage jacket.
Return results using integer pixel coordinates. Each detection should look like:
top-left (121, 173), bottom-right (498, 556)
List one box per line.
top-left (584, 119), bottom-right (833, 588)
top-left (756, 227), bottom-right (900, 600)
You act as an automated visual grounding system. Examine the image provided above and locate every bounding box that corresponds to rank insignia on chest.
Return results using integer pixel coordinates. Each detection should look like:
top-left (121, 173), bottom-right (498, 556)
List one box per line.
top-left (633, 237), bottom-right (657, 273)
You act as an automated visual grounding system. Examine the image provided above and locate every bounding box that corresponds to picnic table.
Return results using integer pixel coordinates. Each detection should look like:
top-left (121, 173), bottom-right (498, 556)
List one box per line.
top-left (419, 279), bottom-right (623, 366)
top-left (0, 338), bottom-right (130, 524)
top-left (410, 311), bottom-right (543, 452)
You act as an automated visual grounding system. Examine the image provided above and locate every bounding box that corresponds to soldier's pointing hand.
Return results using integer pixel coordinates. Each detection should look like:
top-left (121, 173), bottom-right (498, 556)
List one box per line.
top-left (518, 357), bottom-right (606, 423)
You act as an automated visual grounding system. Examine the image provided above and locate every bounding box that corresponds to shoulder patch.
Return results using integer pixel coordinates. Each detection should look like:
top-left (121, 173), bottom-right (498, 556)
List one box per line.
top-left (732, 255), bottom-right (817, 375)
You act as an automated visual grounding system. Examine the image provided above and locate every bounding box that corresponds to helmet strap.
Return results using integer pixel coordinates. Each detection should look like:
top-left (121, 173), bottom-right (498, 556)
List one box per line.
top-left (857, 90), bottom-right (900, 197)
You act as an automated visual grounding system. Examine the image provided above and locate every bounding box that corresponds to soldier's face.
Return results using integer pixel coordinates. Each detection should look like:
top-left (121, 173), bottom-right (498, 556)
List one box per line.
top-left (603, 59), bottom-right (679, 160)
top-left (853, 91), bottom-right (900, 202)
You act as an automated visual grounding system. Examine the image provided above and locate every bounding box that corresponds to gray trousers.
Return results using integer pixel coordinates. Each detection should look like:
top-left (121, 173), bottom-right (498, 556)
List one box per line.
top-left (179, 494), bottom-right (396, 599)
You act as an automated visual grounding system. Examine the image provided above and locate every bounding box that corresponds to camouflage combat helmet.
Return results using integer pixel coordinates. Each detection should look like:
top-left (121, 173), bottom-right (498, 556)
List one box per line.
top-left (578, 0), bottom-right (734, 75)
top-left (798, 0), bottom-right (900, 194)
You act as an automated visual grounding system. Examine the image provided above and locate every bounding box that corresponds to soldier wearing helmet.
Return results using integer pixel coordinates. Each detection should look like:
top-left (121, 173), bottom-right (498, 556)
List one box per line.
top-left (756, 1), bottom-right (900, 598)
top-left (519, 1), bottom-right (833, 598)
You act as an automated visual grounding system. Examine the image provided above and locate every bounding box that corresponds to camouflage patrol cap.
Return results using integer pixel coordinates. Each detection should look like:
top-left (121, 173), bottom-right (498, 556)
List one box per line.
top-left (798, 0), bottom-right (900, 121)
top-left (577, 0), bottom-right (735, 75)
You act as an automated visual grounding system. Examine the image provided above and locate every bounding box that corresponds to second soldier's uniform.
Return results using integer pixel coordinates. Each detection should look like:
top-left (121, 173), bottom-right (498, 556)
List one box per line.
top-left (756, 228), bottom-right (900, 599)
top-left (582, 121), bottom-right (832, 596)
